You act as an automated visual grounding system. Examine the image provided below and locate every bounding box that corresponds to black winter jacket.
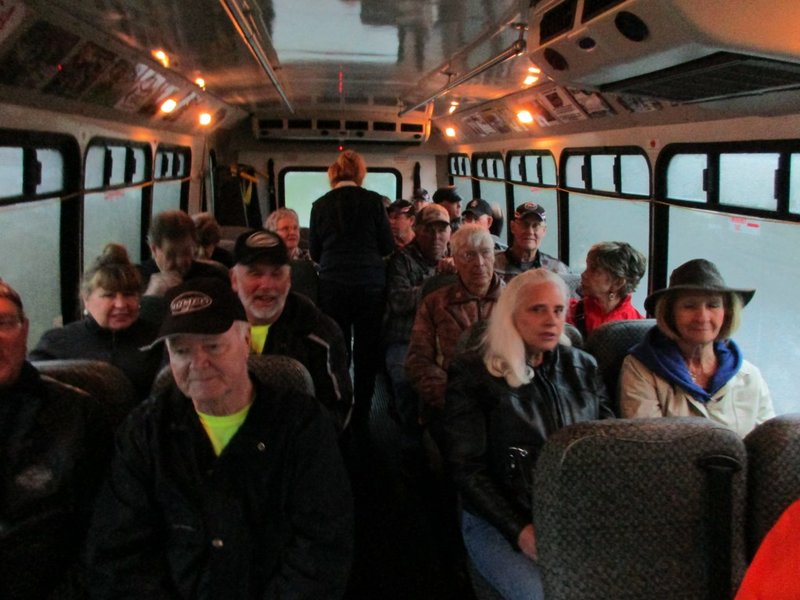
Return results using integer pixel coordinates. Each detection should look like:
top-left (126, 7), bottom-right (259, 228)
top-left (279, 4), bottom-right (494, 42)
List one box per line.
top-left (0, 362), bottom-right (112, 599)
top-left (30, 316), bottom-right (162, 400)
top-left (86, 376), bottom-right (354, 600)
top-left (445, 346), bottom-right (613, 546)
top-left (261, 292), bottom-right (353, 433)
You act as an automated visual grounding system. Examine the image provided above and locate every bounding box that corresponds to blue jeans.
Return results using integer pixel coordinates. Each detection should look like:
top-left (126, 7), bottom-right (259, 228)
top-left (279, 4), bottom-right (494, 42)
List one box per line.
top-left (461, 510), bottom-right (544, 600)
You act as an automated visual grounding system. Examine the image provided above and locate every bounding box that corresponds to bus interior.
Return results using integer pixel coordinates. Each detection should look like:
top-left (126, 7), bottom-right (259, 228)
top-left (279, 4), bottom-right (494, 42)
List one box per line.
top-left (1, 0), bottom-right (800, 597)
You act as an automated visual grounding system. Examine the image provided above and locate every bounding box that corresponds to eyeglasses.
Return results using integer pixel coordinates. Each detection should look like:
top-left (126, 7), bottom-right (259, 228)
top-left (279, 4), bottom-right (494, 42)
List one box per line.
top-left (458, 248), bottom-right (494, 263)
top-left (0, 315), bottom-right (23, 333)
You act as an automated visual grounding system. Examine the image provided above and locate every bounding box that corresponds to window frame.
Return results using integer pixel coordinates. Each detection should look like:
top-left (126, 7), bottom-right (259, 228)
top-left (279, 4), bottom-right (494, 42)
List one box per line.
top-left (506, 149), bottom-right (558, 187)
top-left (560, 146), bottom-right (651, 199)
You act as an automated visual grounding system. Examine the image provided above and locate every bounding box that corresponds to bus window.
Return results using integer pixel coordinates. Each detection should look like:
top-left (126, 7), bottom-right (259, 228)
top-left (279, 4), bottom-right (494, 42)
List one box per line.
top-left (511, 184), bottom-right (559, 259)
top-left (153, 145), bottom-right (191, 215)
top-left (473, 152), bottom-right (507, 241)
top-left (0, 147), bottom-right (23, 197)
top-left (790, 154), bottom-right (800, 214)
top-left (720, 153), bottom-right (779, 211)
top-left (666, 154), bottom-right (707, 203)
top-left (666, 208), bottom-right (798, 415)
top-left (84, 140), bottom-right (149, 269)
top-left (280, 167), bottom-right (401, 227)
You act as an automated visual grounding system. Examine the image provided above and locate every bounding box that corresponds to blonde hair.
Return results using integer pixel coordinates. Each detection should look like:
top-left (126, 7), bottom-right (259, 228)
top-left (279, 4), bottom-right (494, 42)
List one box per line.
top-left (655, 290), bottom-right (743, 341)
top-left (328, 150), bottom-right (367, 186)
top-left (483, 269), bottom-right (569, 387)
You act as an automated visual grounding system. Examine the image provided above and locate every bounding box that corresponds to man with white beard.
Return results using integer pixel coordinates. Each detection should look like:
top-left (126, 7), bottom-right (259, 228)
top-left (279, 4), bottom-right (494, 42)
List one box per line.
top-left (230, 229), bottom-right (353, 434)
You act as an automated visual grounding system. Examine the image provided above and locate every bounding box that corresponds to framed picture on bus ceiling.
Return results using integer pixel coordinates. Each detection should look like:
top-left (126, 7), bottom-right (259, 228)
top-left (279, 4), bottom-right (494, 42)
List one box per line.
top-left (566, 88), bottom-right (616, 119)
top-left (536, 86), bottom-right (587, 123)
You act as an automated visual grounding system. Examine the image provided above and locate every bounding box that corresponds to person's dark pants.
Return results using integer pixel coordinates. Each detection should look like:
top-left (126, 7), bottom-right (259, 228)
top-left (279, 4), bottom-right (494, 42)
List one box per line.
top-left (319, 280), bottom-right (385, 436)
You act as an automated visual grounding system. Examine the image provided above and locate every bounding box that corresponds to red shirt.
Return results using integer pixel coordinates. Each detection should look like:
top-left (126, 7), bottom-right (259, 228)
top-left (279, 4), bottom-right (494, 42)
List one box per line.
top-left (567, 294), bottom-right (643, 337)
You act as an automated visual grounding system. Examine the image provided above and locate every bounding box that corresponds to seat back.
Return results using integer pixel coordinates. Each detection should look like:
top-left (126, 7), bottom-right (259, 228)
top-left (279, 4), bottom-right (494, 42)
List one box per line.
top-left (584, 318), bottom-right (655, 414)
top-left (534, 417), bottom-right (747, 600)
top-left (151, 354), bottom-right (316, 398)
top-left (32, 359), bottom-right (139, 428)
top-left (744, 414), bottom-right (800, 558)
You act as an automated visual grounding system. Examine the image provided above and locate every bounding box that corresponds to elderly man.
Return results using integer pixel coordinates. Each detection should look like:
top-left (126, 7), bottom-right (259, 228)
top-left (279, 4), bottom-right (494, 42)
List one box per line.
top-left (86, 277), bottom-right (353, 599)
top-left (461, 198), bottom-right (494, 230)
top-left (494, 201), bottom-right (570, 283)
top-left (230, 229), bottom-right (353, 434)
top-left (433, 186), bottom-right (463, 232)
top-left (384, 204), bottom-right (453, 463)
top-left (387, 199), bottom-right (416, 249)
top-left (405, 225), bottom-right (503, 439)
top-left (0, 280), bottom-right (111, 599)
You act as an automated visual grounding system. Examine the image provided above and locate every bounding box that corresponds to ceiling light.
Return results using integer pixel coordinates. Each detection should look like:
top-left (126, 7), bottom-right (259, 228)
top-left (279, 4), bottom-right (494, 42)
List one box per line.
top-left (195, 78), bottom-right (206, 90)
top-left (517, 110), bottom-right (534, 124)
top-left (151, 49), bottom-right (170, 68)
top-left (160, 98), bottom-right (177, 113)
top-left (199, 112), bottom-right (212, 126)
top-left (523, 75), bottom-right (539, 85)
top-left (445, 127), bottom-right (456, 137)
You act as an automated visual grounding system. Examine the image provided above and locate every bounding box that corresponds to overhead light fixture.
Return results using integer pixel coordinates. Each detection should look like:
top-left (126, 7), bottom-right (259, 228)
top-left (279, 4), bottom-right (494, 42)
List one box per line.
top-left (195, 77), bottom-right (206, 90)
top-left (523, 66), bottom-right (542, 86)
top-left (151, 49), bottom-right (170, 68)
top-left (219, 0), bottom-right (293, 114)
top-left (199, 112), bottom-right (213, 126)
top-left (445, 127), bottom-right (457, 137)
top-left (399, 33), bottom-right (526, 117)
top-left (449, 101), bottom-right (460, 115)
top-left (517, 110), bottom-right (534, 124)
top-left (160, 98), bottom-right (177, 113)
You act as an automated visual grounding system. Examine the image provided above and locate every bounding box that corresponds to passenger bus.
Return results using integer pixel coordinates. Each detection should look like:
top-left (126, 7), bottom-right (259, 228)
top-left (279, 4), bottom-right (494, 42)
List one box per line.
top-left (1, 0), bottom-right (799, 598)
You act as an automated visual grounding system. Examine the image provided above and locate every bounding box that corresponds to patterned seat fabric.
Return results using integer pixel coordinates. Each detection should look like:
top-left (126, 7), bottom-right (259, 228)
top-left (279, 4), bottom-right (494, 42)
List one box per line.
top-left (744, 414), bottom-right (800, 558)
top-left (534, 417), bottom-right (747, 600)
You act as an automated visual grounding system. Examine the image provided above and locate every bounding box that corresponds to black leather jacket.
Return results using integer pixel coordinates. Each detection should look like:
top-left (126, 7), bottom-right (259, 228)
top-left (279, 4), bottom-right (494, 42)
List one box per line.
top-left (445, 345), bottom-right (613, 546)
top-left (0, 362), bottom-right (111, 599)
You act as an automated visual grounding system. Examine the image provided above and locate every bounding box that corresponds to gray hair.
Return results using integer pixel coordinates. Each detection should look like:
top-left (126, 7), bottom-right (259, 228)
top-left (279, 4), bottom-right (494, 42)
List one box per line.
top-left (264, 208), bottom-right (299, 231)
top-left (450, 224), bottom-right (493, 257)
top-left (586, 241), bottom-right (647, 295)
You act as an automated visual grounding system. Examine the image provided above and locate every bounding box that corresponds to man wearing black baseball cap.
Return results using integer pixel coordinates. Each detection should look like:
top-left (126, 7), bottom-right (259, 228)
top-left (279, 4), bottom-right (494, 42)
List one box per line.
top-left (494, 201), bottom-right (570, 283)
top-left (230, 229), bottom-right (353, 434)
top-left (387, 199), bottom-right (416, 249)
top-left (433, 186), bottom-right (463, 232)
top-left (87, 276), bottom-right (353, 599)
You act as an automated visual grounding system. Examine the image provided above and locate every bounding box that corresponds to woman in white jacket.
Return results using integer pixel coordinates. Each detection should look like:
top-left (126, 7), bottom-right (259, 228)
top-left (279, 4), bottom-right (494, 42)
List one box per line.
top-left (619, 258), bottom-right (774, 436)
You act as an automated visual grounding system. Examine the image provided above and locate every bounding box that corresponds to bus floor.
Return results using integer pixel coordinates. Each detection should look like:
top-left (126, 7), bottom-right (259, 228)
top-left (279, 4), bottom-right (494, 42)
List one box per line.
top-left (340, 373), bottom-right (478, 600)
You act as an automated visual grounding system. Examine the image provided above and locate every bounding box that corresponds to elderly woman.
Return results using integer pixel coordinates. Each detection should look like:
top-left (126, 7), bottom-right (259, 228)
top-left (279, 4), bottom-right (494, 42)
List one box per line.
top-left (265, 207), bottom-right (312, 261)
top-left (405, 225), bottom-right (504, 440)
top-left (619, 258), bottom-right (774, 436)
top-left (445, 269), bottom-right (612, 600)
top-left (30, 243), bottom-right (162, 400)
top-left (309, 150), bottom-right (395, 440)
top-left (568, 241), bottom-right (647, 337)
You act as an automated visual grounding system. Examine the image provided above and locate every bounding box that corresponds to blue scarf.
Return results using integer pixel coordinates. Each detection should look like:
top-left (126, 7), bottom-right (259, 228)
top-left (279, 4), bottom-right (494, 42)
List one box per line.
top-left (629, 327), bottom-right (742, 404)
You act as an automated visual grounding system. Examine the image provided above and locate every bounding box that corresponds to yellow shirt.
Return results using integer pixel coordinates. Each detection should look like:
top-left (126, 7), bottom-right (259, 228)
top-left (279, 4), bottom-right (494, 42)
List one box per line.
top-left (250, 324), bottom-right (270, 354)
top-left (197, 404), bottom-right (252, 456)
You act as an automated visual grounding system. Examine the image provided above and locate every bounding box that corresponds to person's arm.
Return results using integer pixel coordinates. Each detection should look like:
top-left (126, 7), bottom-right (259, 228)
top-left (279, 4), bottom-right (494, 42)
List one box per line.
top-left (386, 252), bottom-right (423, 316)
top-left (309, 204), bottom-right (322, 263)
top-left (85, 413), bottom-right (178, 599)
top-left (264, 399), bottom-right (353, 599)
top-left (404, 297), bottom-right (448, 415)
top-left (444, 356), bottom-right (530, 548)
top-left (618, 355), bottom-right (664, 419)
top-left (308, 315), bottom-right (354, 434)
top-left (374, 196), bottom-right (396, 258)
top-left (750, 363), bottom-right (776, 425)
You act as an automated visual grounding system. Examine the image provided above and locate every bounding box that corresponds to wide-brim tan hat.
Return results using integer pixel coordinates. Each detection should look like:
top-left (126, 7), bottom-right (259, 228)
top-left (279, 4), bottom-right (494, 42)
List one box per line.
top-left (644, 258), bottom-right (755, 314)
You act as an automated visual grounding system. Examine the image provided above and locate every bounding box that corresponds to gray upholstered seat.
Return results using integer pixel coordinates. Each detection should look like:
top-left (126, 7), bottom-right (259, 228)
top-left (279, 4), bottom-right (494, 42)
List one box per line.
top-left (584, 318), bottom-right (655, 414)
top-left (151, 353), bottom-right (315, 399)
top-left (32, 359), bottom-right (139, 428)
top-left (534, 417), bottom-right (747, 600)
top-left (744, 413), bottom-right (800, 558)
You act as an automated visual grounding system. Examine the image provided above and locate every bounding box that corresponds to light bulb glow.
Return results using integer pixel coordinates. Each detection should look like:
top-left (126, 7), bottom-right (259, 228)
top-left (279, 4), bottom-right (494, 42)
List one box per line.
top-left (195, 78), bottom-right (206, 90)
top-left (517, 110), bottom-right (534, 124)
top-left (151, 49), bottom-right (170, 68)
top-left (445, 127), bottom-right (456, 137)
top-left (199, 112), bottom-right (212, 126)
top-left (160, 98), bottom-right (178, 113)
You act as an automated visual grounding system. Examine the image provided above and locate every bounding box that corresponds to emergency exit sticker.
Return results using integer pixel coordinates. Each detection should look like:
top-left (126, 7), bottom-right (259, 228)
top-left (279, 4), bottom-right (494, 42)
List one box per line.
top-left (729, 216), bottom-right (761, 235)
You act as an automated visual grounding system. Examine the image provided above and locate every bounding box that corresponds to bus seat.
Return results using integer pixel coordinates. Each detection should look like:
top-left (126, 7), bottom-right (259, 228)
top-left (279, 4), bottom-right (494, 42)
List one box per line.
top-left (562, 322), bottom-right (583, 348)
top-left (534, 417), bottom-right (747, 600)
top-left (151, 354), bottom-right (316, 399)
top-left (743, 414), bottom-right (800, 559)
top-left (32, 359), bottom-right (138, 429)
top-left (584, 319), bottom-right (655, 415)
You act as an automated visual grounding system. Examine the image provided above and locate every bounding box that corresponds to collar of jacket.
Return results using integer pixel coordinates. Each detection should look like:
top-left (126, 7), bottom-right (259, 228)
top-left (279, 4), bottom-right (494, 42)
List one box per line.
top-left (448, 272), bottom-right (504, 304)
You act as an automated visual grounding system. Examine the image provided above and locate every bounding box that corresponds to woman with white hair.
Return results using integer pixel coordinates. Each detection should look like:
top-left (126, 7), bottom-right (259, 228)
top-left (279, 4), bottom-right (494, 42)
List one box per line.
top-left (445, 268), bottom-right (613, 600)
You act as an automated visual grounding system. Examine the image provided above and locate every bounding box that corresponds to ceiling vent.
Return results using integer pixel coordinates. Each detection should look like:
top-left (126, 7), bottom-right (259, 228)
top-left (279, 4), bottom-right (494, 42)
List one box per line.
top-left (528, 0), bottom-right (800, 101)
top-left (252, 114), bottom-right (430, 143)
